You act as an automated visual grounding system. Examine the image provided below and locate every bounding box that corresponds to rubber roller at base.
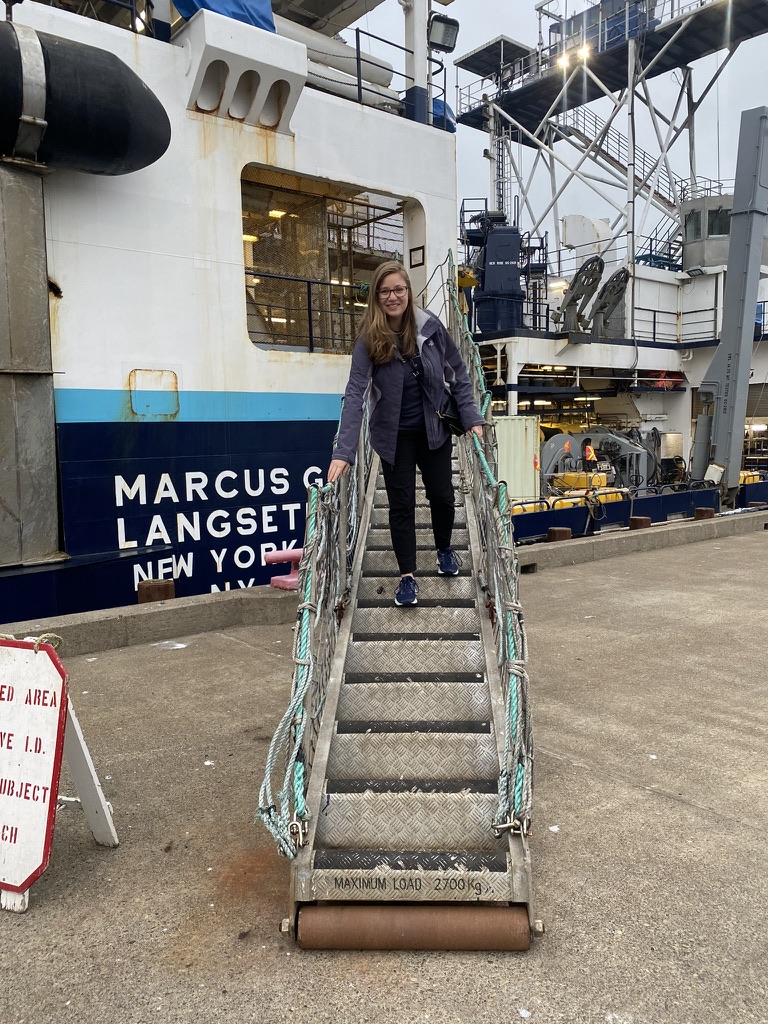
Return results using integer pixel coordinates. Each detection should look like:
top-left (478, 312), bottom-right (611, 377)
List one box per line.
top-left (296, 903), bottom-right (531, 951)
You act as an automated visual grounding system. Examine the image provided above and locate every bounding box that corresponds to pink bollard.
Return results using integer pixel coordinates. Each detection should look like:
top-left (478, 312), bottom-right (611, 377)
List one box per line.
top-left (264, 548), bottom-right (303, 590)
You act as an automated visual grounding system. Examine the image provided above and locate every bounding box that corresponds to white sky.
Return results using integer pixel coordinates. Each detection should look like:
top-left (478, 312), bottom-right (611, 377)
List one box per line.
top-left (343, 0), bottom-right (768, 239)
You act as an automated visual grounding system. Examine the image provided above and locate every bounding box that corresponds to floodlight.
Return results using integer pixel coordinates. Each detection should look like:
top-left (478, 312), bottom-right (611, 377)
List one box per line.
top-left (428, 14), bottom-right (460, 54)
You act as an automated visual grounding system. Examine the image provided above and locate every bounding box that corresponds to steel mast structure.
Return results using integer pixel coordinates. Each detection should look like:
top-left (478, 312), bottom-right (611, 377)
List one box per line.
top-left (457, 0), bottom-right (768, 334)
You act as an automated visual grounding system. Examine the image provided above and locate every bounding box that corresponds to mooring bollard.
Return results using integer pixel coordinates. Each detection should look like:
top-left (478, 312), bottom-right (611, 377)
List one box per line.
top-left (546, 527), bottom-right (572, 542)
top-left (629, 516), bottom-right (652, 530)
top-left (264, 549), bottom-right (304, 590)
top-left (137, 579), bottom-right (176, 603)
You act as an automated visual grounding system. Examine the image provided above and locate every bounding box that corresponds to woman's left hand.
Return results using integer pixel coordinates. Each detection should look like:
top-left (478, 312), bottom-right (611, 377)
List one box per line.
top-left (469, 425), bottom-right (484, 439)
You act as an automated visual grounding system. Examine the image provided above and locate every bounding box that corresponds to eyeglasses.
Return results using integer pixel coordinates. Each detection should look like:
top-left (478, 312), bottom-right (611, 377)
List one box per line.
top-left (377, 286), bottom-right (408, 298)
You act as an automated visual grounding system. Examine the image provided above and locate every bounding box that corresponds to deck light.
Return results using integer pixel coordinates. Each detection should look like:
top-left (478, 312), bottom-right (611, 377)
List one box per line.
top-left (557, 53), bottom-right (569, 69)
top-left (687, 265), bottom-right (705, 277)
top-left (578, 46), bottom-right (589, 61)
top-left (268, 209), bottom-right (287, 218)
top-left (427, 13), bottom-right (460, 54)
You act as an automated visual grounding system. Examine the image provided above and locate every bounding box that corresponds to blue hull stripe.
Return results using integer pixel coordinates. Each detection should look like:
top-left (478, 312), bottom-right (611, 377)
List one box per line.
top-left (54, 389), bottom-right (344, 424)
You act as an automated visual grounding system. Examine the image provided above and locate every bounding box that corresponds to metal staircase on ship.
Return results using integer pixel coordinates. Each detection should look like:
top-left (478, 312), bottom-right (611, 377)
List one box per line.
top-left (258, 262), bottom-right (535, 951)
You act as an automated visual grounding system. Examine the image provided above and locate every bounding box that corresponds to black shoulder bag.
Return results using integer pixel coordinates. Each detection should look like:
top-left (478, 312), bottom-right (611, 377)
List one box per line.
top-left (408, 359), bottom-right (465, 437)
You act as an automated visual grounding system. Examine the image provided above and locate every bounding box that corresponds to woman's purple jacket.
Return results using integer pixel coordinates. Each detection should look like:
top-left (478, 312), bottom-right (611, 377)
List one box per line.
top-left (332, 307), bottom-right (485, 467)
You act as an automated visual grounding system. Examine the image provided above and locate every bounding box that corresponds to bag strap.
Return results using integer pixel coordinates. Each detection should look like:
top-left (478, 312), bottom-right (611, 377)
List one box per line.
top-left (408, 358), bottom-right (443, 417)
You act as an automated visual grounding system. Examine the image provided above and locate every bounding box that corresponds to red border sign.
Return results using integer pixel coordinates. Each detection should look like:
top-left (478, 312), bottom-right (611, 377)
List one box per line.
top-left (0, 640), bottom-right (68, 893)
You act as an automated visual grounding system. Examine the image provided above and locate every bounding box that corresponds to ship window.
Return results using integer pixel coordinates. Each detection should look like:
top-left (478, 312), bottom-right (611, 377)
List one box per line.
top-left (684, 210), bottom-right (701, 242)
top-left (241, 176), bottom-right (403, 353)
top-left (707, 207), bottom-right (730, 238)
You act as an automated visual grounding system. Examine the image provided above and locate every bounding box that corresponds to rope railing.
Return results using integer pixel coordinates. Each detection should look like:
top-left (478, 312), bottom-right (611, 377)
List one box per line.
top-left (256, 417), bottom-right (373, 857)
top-left (445, 251), bottom-right (534, 834)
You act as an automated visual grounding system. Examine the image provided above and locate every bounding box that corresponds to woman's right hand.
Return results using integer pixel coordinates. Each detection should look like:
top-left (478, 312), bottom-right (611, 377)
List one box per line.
top-left (327, 459), bottom-right (351, 483)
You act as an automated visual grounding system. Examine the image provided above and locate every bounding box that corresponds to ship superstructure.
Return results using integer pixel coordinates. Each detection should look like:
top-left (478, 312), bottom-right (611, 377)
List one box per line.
top-left (1, 0), bottom-right (459, 617)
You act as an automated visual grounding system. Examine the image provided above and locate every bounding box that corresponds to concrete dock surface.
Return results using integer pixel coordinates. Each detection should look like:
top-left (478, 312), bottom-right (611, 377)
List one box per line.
top-left (1, 529), bottom-right (766, 1024)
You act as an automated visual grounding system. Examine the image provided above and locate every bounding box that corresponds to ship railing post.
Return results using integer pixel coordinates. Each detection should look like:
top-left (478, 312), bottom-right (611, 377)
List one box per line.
top-left (355, 29), bottom-right (363, 104)
top-left (306, 280), bottom-right (314, 352)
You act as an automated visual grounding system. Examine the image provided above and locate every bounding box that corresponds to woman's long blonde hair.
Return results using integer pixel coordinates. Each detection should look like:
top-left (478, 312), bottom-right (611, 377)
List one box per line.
top-left (359, 261), bottom-right (417, 365)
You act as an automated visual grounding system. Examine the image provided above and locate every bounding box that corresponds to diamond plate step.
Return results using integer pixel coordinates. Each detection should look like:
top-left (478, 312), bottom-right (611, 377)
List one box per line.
top-left (314, 849), bottom-right (505, 870)
top-left (337, 680), bottom-right (491, 721)
top-left (374, 494), bottom-right (465, 505)
top-left (325, 778), bottom-right (496, 793)
top-left (325, 731), bottom-right (498, 780)
top-left (373, 490), bottom-right (456, 506)
top-left (370, 507), bottom-right (467, 528)
top-left (352, 606), bottom-right (480, 634)
top-left (366, 528), bottom-right (470, 550)
top-left (344, 638), bottom-right (485, 675)
top-left (361, 550), bottom-right (473, 574)
top-left (313, 790), bottom-right (501, 850)
top-left (357, 576), bottom-right (478, 601)
top-left (336, 720), bottom-right (490, 734)
top-left (375, 463), bottom-right (460, 483)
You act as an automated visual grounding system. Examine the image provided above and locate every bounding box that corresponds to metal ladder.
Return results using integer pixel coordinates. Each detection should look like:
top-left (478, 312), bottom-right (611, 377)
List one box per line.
top-left (288, 448), bottom-right (533, 950)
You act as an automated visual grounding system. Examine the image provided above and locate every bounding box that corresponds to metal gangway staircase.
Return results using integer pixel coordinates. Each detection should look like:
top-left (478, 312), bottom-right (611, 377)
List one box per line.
top-left (257, 259), bottom-right (536, 951)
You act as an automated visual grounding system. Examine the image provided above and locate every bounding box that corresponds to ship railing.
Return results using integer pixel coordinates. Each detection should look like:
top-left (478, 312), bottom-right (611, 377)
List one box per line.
top-left (679, 177), bottom-right (735, 201)
top-left (635, 303), bottom-right (719, 345)
top-left (349, 27), bottom-right (451, 127)
top-left (327, 200), bottom-right (404, 263)
top-left (442, 251), bottom-right (534, 836)
top-left (635, 218), bottom-right (683, 270)
top-left (245, 270), bottom-right (367, 354)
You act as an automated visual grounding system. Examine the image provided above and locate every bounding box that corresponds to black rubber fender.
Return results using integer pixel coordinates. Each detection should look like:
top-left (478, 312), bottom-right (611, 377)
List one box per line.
top-left (0, 22), bottom-right (171, 174)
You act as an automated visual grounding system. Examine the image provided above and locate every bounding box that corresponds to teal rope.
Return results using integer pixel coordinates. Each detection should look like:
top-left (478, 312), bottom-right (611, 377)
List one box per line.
top-left (447, 251), bottom-right (533, 832)
top-left (257, 486), bottom-right (322, 857)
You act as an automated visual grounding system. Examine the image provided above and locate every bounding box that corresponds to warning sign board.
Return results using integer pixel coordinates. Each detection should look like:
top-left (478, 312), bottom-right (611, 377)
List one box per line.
top-left (0, 640), bottom-right (68, 893)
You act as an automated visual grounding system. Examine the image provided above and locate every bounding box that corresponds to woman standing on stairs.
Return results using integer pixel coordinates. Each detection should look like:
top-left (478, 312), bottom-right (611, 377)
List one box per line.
top-left (327, 261), bottom-right (484, 608)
